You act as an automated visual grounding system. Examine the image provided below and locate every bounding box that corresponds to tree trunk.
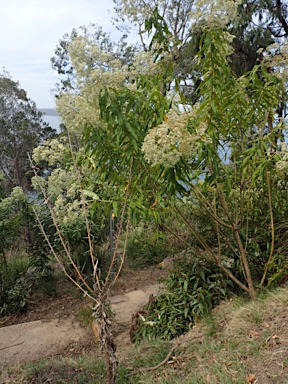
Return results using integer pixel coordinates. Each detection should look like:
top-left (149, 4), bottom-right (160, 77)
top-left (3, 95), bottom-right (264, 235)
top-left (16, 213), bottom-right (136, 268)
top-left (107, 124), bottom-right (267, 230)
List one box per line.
top-left (93, 302), bottom-right (118, 384)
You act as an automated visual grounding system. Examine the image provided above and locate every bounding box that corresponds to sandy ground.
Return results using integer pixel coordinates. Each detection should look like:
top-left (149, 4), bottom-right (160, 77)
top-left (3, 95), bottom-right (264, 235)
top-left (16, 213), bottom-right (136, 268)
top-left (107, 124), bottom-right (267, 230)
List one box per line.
top-left (0, 319), bottom-right (86, 368)
top-left (0, 283), bottom-right (162, 369)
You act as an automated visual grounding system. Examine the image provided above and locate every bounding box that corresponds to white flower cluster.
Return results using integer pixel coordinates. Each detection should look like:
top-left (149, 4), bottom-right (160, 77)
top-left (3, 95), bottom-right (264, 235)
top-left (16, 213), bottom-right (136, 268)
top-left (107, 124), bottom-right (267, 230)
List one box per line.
top-left (276, 142), bottom-right (288, 172)
top-left (32, 166), bottom-right (84, 226)
top-left (142, 108), bottom-right (212, 167)
top-left (59, 25), bottom-right (185, 136)
top-left (260, 41), bottom-right (288, 81)
top-left (51, 169), bottom-right (85, 226)
top-left (114, 0), bottom-right (167, 24)
top-left (54, 195), bottom-right (83, 226)
top-left (132, 51), bottom-right (162, 76)
top-left (57, 35), bottom-right (173, 137)
top-left (56, 35), bottom-right (140, 136)
top-left (190, 0), bottom-right (242, 29)
top-left (32, 137), bottom-right (68, 166)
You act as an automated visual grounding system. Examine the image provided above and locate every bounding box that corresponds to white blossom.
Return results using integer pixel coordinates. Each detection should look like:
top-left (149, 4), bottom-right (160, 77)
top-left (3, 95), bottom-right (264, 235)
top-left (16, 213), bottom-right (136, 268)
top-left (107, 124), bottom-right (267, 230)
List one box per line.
top-left (190, 0), bottom-right (242, 29)
top-left (32, 137), bottom-right (68, 166)
top-left (261, 41), bottom-right (288, 80)
top-left (142, 107), bottom-right (212, 167)
top-left (276, 142), bottom-right (288, 172)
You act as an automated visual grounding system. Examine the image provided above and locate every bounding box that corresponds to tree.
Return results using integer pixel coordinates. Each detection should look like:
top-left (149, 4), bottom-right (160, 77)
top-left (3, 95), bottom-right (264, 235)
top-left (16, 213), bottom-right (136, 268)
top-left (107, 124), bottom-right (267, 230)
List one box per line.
top-left (33, 15), bottom-right (173, 383)
top-left (86, 9), bottom-right (288, 298)
top-left (255, 0), bottom-right (288, 39)
top-left (140, 26), bottom-right (287, 297)
top-left (0, 72), bottom-right (56, 195)
top-left (113, 0), bottom-right (288, 96)
top-left (30, 137), bottom-right (132, 384)
top-left (51, 24), bottom-right (139, 96)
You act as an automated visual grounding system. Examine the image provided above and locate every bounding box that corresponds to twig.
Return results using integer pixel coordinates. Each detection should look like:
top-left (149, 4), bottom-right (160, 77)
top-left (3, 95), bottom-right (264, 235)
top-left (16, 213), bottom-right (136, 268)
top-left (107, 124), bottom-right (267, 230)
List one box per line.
top-left (260, 167), bottom-right (275, 287)
top-left (0, 342), bottom-right (24, 351)
top-left (28, 153), bottom-right (94, 295)
top-left (67, 132), bottom-right (101, 292)
top-left (128, 333), bottom-right (206, 376)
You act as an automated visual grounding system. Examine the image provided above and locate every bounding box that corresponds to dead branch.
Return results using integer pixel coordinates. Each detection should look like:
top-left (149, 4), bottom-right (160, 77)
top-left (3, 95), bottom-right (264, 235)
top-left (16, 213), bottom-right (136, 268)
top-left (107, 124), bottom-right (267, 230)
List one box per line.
top-left (128, 333), bottom-right (206, 377)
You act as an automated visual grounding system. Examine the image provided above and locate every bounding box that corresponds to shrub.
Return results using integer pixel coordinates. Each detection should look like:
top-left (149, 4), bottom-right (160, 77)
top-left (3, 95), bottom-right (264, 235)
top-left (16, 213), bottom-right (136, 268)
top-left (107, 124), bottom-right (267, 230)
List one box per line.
top-left (0, 257), bottom-right (32, 315)
top-left (133, 256), bottom-right (236, 341)
top-left (126, 226), bottom-right (174, 269)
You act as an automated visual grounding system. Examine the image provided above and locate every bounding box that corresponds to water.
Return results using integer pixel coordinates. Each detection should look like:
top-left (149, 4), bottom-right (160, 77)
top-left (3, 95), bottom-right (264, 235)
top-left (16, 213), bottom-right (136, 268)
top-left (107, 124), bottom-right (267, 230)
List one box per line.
top-left (39, 108), bottom-right (61, 131)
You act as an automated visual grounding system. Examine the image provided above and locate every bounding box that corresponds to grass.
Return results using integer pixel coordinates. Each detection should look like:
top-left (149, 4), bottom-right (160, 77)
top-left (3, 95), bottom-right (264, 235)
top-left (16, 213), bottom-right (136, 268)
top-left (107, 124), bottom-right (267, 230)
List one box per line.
top-left (1, 286), bottom-right (288, 383)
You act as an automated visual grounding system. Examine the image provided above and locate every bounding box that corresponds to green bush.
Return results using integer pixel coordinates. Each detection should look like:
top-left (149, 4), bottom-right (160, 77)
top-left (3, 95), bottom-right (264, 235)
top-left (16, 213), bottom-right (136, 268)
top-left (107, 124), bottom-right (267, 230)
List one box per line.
top-left (126, 226), bottom-right (174, 269)
top-left (133, 257), bottom-right (236, 341)
top-left (0, 253), bottom-right (58, 315)
top-left (0, 257), bottom-right (32, 315)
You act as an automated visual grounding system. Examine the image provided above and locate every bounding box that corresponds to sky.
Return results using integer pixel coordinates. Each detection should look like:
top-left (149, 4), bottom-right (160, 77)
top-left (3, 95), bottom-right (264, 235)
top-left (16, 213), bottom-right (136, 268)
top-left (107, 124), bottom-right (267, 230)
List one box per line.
top-left (0, 0), bottom-right (124, 109)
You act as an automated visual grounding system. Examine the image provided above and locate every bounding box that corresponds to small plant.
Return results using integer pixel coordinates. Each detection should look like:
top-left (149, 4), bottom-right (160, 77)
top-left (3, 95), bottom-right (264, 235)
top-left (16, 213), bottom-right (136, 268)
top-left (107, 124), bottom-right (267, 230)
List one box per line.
top-left (0, 257), bottom-right (32, 315)
top-left (133, 257), bottom-right (235, 341)
top-left (28, 248), bottom-right (57, 296)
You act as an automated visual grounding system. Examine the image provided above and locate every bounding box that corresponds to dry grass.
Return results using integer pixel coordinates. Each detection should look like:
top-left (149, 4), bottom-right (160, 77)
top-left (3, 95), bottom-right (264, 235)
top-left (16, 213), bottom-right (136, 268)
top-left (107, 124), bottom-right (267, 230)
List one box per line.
top-left (127, 287), bottom-right (288, 383)
top-left (218, 288), bottom-right (288, 383)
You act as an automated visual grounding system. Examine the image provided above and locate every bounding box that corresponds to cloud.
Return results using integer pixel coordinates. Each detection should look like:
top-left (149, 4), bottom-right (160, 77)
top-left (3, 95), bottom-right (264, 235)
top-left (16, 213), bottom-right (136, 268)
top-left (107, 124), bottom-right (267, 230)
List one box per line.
top-left (0, 0), bottom-right (122, 107)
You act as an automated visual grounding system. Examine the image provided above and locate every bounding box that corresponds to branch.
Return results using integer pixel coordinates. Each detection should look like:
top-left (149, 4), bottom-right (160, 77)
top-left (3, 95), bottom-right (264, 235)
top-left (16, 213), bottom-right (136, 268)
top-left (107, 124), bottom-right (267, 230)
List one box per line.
top-left (128, 333), bottom-right (206, 377)
top-left (216, 186), bottom-right (255, 296)
top-left (191, 185), bottom-right (232, 229)
top-left (139, 24), bottom-right (148, 52)
top-left (175, 204), bottom-right (250, 293)
top-left (175, 205), bottom-right (218, 263)
top-left (32, 206), bottom-right (97, 302)
top-left (28, 153), bottom-right (95, 295)
top-left (260, 167), bottom-right (275, 286)
top-left (103, 159), bottom-right (133, 292)
top-left (67, 132), bottom-right (101, 292)
top-left (276, 0), bottom-right (288, 36)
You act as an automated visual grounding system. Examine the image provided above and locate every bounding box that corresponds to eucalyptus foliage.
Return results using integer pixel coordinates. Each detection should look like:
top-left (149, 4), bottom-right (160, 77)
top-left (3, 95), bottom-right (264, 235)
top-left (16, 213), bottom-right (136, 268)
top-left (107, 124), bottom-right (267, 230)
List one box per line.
top-left (140, 25), bottom-right (287, 297)
top-left (84, 23), bottom-right (287, 297)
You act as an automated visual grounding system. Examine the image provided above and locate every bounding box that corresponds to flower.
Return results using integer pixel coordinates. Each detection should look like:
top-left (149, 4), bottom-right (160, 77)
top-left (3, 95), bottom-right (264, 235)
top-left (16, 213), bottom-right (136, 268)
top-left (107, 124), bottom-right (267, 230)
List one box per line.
top-left (142, 108), bottom-right (211, 167)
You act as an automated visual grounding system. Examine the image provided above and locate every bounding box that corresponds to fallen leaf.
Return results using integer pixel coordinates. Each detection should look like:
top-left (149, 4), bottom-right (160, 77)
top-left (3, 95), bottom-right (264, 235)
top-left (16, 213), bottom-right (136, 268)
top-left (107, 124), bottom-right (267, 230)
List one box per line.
top-left (245, 373), bottom-right (256, 383)
top-left (264, 322), bottom-right (269, 328)
top-left (249, 330), bottom-right (260, 338)
top-left (272, 334), bottom-right (279, 339)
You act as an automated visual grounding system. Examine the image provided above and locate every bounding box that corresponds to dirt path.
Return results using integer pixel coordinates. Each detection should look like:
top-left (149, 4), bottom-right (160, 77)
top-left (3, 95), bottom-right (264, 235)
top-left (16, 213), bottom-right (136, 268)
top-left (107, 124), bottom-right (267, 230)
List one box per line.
top-left (0, 319), bottom-right (87, 368)
top-left (0, 267), bottom-right (167, 369)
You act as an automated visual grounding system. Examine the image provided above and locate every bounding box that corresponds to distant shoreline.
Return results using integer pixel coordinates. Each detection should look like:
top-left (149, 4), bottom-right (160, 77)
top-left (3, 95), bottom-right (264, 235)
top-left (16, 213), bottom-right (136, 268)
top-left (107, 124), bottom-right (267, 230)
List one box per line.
top-left (39, 109), bottom-right (61, 131)
top-left (39, 108), bottom-right (59, 117)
